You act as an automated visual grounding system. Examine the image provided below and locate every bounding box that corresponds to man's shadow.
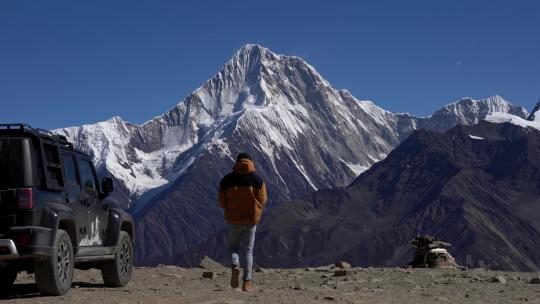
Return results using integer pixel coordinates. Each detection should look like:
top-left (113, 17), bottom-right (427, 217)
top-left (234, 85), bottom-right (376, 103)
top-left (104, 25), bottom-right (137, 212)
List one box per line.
top-left (0, 282), bottom-right (106, 300)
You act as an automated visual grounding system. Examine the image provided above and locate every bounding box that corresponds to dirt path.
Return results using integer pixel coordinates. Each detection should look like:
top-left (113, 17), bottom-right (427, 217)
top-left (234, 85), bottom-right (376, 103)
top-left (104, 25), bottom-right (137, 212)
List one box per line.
top-left (1, 265), bottom-right (540, 303)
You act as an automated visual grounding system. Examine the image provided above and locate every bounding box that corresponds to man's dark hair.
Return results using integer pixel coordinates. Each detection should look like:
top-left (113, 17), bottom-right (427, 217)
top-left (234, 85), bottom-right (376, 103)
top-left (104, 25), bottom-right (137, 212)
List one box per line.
top-left (236, 153), bottom-right (252, 162)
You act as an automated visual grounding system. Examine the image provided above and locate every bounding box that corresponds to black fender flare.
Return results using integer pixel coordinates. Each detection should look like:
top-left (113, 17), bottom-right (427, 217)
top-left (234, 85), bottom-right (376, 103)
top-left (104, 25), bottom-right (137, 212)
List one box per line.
top-left (40, 203), bottom-right (78, 253)
top-left (105, 206), bottom-right (134, 247)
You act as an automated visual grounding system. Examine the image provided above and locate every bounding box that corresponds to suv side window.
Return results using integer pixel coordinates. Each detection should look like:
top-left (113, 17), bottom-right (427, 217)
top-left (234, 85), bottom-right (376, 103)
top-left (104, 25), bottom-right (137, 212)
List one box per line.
top-left (43, 144), bottom-right (64, 187)
top-left (62, 154), bottom-right (79, 185)
top-left (79, 159), bottom-right (99, 196)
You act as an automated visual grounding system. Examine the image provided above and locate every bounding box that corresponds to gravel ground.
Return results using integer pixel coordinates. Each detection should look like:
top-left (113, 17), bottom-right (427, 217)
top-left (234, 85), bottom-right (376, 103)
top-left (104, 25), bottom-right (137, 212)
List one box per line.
top-left (1, 264), bottom-right (540, 304)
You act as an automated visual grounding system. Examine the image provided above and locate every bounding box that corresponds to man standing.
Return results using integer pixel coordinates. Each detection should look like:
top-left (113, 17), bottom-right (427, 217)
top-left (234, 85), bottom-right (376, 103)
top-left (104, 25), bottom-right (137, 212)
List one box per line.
top-left (218, 153), bottom-right (268, 292)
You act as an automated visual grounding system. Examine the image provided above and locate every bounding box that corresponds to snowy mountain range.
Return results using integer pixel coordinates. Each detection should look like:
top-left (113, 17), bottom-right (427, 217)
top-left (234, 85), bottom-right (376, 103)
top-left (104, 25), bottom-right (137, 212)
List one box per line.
top-left (53, 44), bottom-right (530, 264)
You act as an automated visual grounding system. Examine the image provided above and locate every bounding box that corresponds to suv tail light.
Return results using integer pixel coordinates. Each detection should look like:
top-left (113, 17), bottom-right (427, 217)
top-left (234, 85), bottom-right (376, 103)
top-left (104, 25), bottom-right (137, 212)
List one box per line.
top-left (17, 188), bottom-right (34, 209)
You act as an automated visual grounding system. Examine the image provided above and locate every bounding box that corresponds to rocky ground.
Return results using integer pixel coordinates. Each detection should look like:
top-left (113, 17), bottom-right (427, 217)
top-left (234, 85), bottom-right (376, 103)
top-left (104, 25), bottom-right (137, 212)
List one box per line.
top-left (2, 261), bottom-right (540, 304)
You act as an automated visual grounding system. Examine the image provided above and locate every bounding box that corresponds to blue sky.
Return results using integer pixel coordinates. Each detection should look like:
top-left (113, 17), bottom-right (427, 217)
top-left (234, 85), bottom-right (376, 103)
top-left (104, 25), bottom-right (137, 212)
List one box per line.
top-left (1, 0), bottom-right (539, 130)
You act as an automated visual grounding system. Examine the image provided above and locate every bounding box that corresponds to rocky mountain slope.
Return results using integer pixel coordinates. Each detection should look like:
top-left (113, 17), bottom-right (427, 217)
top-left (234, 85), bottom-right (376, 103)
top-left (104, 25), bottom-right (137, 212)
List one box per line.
top-left (180, 120), bottom-right (540, 271)
top-left (53, 45), bottom-right (529, 265)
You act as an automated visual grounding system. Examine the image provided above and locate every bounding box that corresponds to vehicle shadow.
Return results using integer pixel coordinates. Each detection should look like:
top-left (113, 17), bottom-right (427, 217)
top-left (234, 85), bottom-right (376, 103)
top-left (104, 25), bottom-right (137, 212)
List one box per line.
top-left (0, 284), bottom-right (42, 299)
top-left (0, 282), bottom-right (108, 300)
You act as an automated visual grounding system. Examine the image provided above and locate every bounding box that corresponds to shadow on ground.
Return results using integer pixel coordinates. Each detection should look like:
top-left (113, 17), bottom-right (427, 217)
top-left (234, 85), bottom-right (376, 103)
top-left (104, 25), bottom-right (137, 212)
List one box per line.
top-left (0, 284), bottom-right (41, 300)
top-left (0, 282), bottom-right (107, 300)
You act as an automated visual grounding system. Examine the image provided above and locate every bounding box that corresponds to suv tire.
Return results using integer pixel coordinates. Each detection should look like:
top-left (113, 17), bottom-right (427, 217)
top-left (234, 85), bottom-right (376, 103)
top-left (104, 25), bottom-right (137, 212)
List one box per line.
top-left (34, 229), bottom-right (74, 295)
top-left (0, 268), bottom-right (17, 287)
top-left (101, 231), bottom-right (132, 287)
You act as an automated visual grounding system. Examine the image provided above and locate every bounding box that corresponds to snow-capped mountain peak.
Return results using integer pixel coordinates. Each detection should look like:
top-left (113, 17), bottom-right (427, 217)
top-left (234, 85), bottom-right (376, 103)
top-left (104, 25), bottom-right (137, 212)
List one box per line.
top-left (191, 43), bottom-right (336, 121)
top-left (55, 44), bottom-right (349, 202)
top-left (55, 45), bottom-right (531, 215)
top-left (439, 95), bottom-right (527, 118)
top-left (416, 95), bottom-right (529, 133)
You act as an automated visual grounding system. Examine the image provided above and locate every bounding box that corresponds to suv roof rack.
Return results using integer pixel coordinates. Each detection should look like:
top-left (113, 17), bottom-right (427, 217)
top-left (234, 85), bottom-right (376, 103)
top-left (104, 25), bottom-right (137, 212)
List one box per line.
top-left (0, 123), bottom-right (73, 191)
top-left (0, 123), bottom-right (74, 150)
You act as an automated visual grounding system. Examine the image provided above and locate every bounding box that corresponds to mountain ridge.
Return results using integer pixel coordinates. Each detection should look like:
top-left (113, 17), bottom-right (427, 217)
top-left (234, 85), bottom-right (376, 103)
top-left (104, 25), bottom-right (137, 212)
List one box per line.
top-left (52, 44), bottom-right (531, 265)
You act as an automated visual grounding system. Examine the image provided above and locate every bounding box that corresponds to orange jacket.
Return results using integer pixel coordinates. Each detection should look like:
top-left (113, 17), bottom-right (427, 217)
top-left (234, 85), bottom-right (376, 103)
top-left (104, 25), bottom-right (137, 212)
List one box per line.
top-left (218, 158), bottom-right (268, 225)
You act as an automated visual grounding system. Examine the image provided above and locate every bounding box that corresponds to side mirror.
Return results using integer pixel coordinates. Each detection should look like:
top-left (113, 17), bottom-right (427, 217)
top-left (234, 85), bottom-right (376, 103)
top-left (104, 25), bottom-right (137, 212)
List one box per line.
top-left (101, 177), bottom-right (114, 194)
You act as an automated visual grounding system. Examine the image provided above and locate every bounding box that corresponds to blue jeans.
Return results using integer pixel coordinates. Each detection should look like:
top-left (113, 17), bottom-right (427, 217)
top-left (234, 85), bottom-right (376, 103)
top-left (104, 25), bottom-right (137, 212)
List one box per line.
top-left (228, 224), bottom-right (256, 281)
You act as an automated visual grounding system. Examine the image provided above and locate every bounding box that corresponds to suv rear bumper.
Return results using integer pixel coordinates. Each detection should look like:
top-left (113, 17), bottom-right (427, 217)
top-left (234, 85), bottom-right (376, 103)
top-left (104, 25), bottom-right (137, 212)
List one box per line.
top-left (0, 227), bottom-right (55, 260)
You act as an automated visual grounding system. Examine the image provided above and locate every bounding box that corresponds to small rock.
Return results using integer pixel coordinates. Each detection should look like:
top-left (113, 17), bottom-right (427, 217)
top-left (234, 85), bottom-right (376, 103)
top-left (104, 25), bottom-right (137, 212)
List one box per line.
top-left (334, 270), bottom-right (347, 277)
top-left (254, 267), bottom-right (268, 273)
top-left (202, 271), bottom-right (215, 279)
top-left (324, 296), bottom-right (336, 301)
top-left (290, 283), bottom-right (304, 290)
top-left (321, 273), bottom-right (332, 279)
top-left (490, 275), bottom-right (507, 284)
top-left (529, 276), bottom-right (540, 284)
top-left (335, 261), bottom-right (351, 269)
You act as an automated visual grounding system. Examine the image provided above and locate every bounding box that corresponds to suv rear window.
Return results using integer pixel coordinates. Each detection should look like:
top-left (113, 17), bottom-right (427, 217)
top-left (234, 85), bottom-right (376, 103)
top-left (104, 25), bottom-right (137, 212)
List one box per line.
top-left (0, 137), bottom-right (35, 188)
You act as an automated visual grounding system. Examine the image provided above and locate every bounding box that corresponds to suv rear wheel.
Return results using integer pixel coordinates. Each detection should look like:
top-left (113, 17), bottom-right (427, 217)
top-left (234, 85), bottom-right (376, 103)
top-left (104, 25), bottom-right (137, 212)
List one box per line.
top-left (34, 229), bottom-right (74, 295)
top-left (101, 231), bottom-right (132, 287)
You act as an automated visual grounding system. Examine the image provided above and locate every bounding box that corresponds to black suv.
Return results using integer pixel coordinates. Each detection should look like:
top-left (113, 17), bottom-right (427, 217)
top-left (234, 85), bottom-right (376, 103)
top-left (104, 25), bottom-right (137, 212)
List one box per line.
top-left (0, 124), bottom-right (134, 295)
